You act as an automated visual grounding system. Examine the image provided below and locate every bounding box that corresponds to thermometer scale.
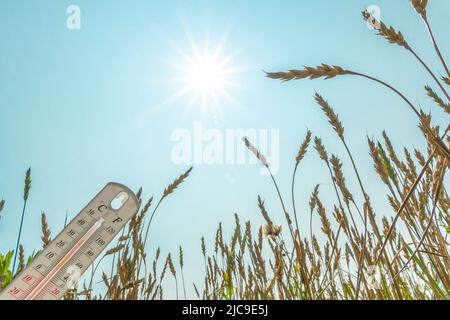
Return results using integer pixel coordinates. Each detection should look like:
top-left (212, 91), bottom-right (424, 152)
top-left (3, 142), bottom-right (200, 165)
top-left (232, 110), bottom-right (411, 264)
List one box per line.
top-left (0, 182), bottom-right (139, 300)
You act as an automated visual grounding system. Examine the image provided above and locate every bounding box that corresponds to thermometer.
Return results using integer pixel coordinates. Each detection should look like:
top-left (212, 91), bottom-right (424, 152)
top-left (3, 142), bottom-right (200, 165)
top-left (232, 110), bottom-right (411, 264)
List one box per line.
top-left (0, 182), bottom-right (139, 300)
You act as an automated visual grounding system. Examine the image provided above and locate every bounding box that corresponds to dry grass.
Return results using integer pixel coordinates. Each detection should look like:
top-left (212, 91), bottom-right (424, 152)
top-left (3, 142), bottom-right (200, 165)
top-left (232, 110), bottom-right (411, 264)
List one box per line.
top-left (1, 1), bottom-right (449, 300)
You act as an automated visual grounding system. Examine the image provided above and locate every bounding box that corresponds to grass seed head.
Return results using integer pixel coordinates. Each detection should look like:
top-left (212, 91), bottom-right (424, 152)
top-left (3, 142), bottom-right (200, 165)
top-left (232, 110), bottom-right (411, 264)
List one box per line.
top-left (40, 211), bottom-right (51, 248)
top-left (410, 0), bottom-right (428, 16)
top-left (362, 10), bottom-right (410, 49)
top-left (263, 224), bottom-right (282, 238)
top-left (243, 137), bottom-right (268, 167)
top-left (266, 64), bottom-right (350, 82)
top-left (314, 137), bottom-right (329, 162)
top-left (315, 93), bottom-right (344, 139)
top-left (23, 168), bottom-right (31, 201)
top-left (295, 130), bottom-right (312, 166)
top-left (425, 85), bottom-right (450, 114)
top-left (163, 167), bottom-right (193, 198)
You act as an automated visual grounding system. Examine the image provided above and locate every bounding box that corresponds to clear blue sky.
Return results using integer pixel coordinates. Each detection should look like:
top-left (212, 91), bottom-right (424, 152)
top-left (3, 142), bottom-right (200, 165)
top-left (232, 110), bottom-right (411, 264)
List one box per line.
top-left (1, 0), bottom-right (449, 297)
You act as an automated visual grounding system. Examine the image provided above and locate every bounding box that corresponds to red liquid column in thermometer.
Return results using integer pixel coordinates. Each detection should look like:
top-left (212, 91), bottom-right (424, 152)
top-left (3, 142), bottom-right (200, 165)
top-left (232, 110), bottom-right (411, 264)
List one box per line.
top-left (23, 218), bottom-right (105, 300)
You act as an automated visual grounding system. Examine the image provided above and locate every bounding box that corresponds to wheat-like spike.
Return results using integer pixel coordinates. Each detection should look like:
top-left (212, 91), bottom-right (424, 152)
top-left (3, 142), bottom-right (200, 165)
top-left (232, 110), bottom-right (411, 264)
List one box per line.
top-left (201, 236), bottom-right (206, 257)
top-left (362, 10), bottom-right (410, 49)
top-left (367, 139), bottom-right (390, 186)
top-left (378, 142), bottom-right (398, 184)
top-left (295, 130), bottom-right (312, 166)
top-left (167, 254), bottom-right (176, 278)
top-left (266, 64), bottom-right (350, 81)
top-left (313, 193), bottom-right (331, 237)
top-left (160, 257), bottom-right (169, 282)
top-left (242, 137), bottom-right (268, 166)
top-left (101, 272), bottom-right (110, 289)
top-left (41, 211), bottom-right (51, 248)
top-left (179, 246), bottom-right (184, 268)
top-left (425, 85), bottom-right (450, 114)
top-left (105, 244), bottom-right (125, 256)
top-left (333, 206), bottom-right (346, 230)
top-left (443, 77), bottom-right (450, 86)
top-left (414, 148), bottom-right (426, 167)
top-left (404, 148), bottom-right (418, 180)
top-left (309, 185), bottom-right (320, 212)
top-left (141, 196), bottom-right (153, 215)
top-left (257, 195), bottom-right (273, 226)
top-left (263, 224), bottom-right (282, 238)
top-left (333, 248), bottom-right (341, 271)
top-left (312, 235), bottom-right (322, 258)
top-left (314, 137), bottom-right (329, 162)
top-left (330, 155), bottom-right (354, 203)
top-left (213, 227), bottom-right (221, 255)
top-left (135, 187), bottom-right (142, 202)
top-left (155, 247), bottom-right (161, 264)
top-left (17, 245), bottom-right (25, 274)
top-left (382, 131), bottom-right (403, 170)
top-left (163, 167), bottom-right (193, 198)
top-left (24, 168), bottom-right (31, 201)
top-left (0, 199), bottom-right (4, 217)
top-left (410, 0), bottom-right (428, 16)
top-left (314, 93), bottom-right (345, 139)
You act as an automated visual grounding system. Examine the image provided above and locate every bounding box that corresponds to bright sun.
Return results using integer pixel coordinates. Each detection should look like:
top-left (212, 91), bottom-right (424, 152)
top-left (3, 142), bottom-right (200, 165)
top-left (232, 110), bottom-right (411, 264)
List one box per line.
top-left (170, 38), bottom-right (238, 108)
top-left (186, 52), bottom-right (225, 97)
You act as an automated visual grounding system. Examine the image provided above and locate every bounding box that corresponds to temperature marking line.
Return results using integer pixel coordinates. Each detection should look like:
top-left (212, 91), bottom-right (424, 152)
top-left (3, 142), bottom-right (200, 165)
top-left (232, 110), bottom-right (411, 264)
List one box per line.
top-left (23, 218), bottom-right (105, 300)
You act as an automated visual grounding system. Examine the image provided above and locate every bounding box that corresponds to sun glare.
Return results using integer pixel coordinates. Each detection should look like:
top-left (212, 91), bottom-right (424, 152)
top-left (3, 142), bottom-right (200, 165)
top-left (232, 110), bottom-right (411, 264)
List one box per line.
top-left (187, 52), bottom-right (225, 96)
top-left (170, 37), bottom-right (238, 109)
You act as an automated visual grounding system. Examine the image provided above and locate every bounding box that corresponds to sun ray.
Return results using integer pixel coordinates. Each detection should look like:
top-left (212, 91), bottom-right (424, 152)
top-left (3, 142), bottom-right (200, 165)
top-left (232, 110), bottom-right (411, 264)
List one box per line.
top-left (168, 32), bottom-right (240, 111)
